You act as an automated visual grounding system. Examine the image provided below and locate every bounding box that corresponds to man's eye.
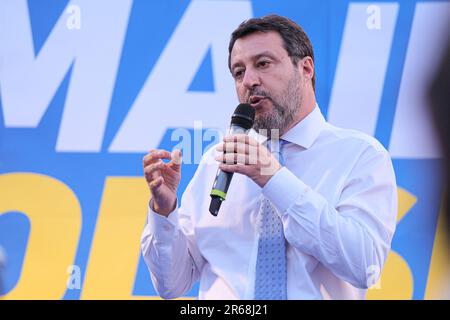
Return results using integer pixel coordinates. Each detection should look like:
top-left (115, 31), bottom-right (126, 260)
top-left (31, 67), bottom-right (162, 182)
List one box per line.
top-left (234, 70), bottom-right (244, 79)
top-left (257, 61), bottom-right (270, 68)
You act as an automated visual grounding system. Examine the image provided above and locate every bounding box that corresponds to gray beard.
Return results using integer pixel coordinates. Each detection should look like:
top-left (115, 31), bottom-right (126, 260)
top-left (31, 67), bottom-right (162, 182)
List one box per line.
top-left (253, 73), bottom-right (302, 140)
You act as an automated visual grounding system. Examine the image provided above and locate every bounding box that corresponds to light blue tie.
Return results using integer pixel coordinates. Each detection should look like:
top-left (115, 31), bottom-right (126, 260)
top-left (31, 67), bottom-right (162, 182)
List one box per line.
top-left (254, 139), bottom-right (287, 300)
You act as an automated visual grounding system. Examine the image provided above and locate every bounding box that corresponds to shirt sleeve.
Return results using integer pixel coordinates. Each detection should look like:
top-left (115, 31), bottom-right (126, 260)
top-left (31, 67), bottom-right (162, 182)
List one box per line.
top-left (262, 145), bottom-right (398, 289)
top-left (140, 174), bottom-right (206, 299)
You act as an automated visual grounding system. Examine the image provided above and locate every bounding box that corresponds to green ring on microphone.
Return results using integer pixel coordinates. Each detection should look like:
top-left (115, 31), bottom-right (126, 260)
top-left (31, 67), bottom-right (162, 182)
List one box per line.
top-left (210, 189), bottom-right (226, 201)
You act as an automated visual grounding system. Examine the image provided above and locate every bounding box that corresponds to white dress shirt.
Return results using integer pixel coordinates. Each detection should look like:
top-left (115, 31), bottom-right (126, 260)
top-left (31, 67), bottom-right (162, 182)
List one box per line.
top-left (141, 106), bottom-right (398, 300)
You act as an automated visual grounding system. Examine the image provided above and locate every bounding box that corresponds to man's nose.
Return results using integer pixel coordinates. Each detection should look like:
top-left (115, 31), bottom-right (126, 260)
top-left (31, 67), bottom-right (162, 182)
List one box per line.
top-left (242, 68), bottom-right (260, 89)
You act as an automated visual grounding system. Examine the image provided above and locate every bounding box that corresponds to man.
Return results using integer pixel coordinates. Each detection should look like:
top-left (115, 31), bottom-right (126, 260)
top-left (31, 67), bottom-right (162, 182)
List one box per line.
top-left (141, 15), bottom-right (397, 299)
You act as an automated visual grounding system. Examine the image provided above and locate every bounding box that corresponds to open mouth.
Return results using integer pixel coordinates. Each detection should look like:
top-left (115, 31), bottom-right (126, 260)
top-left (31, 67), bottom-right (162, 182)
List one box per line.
top-left (249, 95), bottom-right (267, 108)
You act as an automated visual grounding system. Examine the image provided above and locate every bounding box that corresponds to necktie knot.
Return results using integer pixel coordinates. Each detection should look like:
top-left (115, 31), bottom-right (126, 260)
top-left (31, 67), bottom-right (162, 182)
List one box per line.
top-left (267, 139), bottom-right (287, 165)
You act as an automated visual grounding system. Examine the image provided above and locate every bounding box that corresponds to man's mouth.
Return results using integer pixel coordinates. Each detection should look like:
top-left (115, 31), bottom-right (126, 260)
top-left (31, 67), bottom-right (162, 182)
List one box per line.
top-left (249, 95), bottom-right (267, 108)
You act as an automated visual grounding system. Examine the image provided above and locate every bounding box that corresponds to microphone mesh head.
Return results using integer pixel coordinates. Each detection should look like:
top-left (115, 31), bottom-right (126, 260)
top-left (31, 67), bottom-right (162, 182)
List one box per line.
top-left (231, 103), bottom-right (255, 130)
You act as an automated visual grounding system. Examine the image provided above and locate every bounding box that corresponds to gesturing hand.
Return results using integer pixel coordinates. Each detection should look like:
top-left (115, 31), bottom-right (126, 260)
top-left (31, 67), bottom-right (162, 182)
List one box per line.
top-left (143, 149), bottom-right (182, 216)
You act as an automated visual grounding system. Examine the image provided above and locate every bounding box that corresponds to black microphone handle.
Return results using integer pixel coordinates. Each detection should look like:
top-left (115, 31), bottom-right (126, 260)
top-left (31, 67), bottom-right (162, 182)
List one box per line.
top-left (209, 124), bottom-right (249, 216)
top-left (209, 171), bottom-right (233, 216)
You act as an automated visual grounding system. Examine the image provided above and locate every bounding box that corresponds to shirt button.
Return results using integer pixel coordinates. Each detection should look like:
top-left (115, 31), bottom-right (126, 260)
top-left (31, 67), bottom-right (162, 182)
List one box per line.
top-left (163, 225), bottom-right (171, 231)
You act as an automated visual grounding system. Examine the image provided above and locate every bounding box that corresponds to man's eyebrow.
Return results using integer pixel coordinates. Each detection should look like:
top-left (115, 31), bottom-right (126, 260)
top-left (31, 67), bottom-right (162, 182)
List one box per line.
top-left (230, 61), bottom-right (243, 71)
top-left (253, 51), bottom-right (278, 61)
top-left (231, 51), bottom-right (278, 71)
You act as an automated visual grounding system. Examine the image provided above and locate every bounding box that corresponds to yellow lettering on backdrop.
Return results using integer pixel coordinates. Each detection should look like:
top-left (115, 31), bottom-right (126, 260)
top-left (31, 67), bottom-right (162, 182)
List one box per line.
top-left (367, 187), bottom-right (416, 299)
top-left (0, 173), bottom-right (81, 299)
top-left (81, 177), bottom-right (157, 299)
top-left (1, 174), bottom-right (432, 299)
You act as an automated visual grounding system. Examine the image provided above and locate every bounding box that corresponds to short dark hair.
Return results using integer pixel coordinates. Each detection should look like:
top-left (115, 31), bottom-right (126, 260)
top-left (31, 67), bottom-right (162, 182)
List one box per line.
top-left (228, 14), bottom-right (315, 91)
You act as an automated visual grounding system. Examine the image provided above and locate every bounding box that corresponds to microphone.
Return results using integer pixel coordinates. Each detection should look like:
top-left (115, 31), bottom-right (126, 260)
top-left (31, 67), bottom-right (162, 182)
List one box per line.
top-left (209, 103), bottom-right (255, 216)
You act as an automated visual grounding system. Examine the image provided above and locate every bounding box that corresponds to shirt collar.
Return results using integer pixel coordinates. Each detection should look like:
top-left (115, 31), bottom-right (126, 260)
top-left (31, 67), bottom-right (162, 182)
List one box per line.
top-left (250, 104), bottom-right (326, 149)
top-left (281, 104), bottom-right (325, 149)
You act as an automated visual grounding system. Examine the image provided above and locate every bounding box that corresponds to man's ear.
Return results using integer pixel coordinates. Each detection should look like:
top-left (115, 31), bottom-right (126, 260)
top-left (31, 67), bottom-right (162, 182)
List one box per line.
top-left (301, 56), bottom-right (315, 83)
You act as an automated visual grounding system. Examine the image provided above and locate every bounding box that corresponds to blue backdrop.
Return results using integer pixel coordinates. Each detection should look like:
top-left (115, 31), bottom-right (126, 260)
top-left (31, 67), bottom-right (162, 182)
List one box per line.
top-left (0, 0), bottom-right (448, 299)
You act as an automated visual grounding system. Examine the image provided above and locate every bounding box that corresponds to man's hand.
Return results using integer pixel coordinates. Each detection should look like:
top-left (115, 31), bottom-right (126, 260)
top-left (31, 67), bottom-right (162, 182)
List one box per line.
top-left (143, 149), bottom-right (182, 217)
top-left (215, 134), bottom-right (282, 188)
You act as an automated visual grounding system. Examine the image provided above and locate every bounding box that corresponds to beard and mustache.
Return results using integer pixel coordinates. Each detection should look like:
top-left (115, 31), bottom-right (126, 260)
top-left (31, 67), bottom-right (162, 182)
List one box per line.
top-left (247, 71), bottom-right (303, 140)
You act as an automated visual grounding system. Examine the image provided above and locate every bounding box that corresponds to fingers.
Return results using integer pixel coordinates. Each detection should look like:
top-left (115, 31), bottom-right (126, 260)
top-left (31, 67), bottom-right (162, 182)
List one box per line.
top-left (144, 161), bottom-right (165, 176)
top-left (214, 152), bottom-right (257, 165)
top-left (219, 163), bottom-right (245, 174)
top-left (144, 161), bottom-right (165, 181)
top-left (215, 135), bottom-right (261, 165)
top-left (223, 134), bottom-right (259, 146)
top-left (168, 149), bottom-right (182, 171)
top-left (143, 149), bottom-right (173, 167)
top-left (216, 141), bottom-right (257, 155)
top-left (217, 134), bottom-right (259, 156)
top-left (148, 176), bottom-right (164, 194)
top-left (143, 149), bottom-right (182, 184)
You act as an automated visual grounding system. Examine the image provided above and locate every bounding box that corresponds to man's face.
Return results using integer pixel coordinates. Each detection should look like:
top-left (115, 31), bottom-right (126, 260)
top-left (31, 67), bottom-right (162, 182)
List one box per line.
top-left (230, 31), bottom-right (304, 137)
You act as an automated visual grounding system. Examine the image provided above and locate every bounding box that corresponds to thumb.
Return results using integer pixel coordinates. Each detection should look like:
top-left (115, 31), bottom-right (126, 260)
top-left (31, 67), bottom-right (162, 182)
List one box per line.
top-left (169, 149), bottom-right (182, 170)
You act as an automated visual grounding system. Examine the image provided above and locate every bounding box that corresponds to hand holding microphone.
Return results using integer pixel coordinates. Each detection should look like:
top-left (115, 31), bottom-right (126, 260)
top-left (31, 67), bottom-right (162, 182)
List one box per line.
top-left (209, 103), bottom-right (256, 216)
top-left (211, 104), bottom-right (285, 216)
